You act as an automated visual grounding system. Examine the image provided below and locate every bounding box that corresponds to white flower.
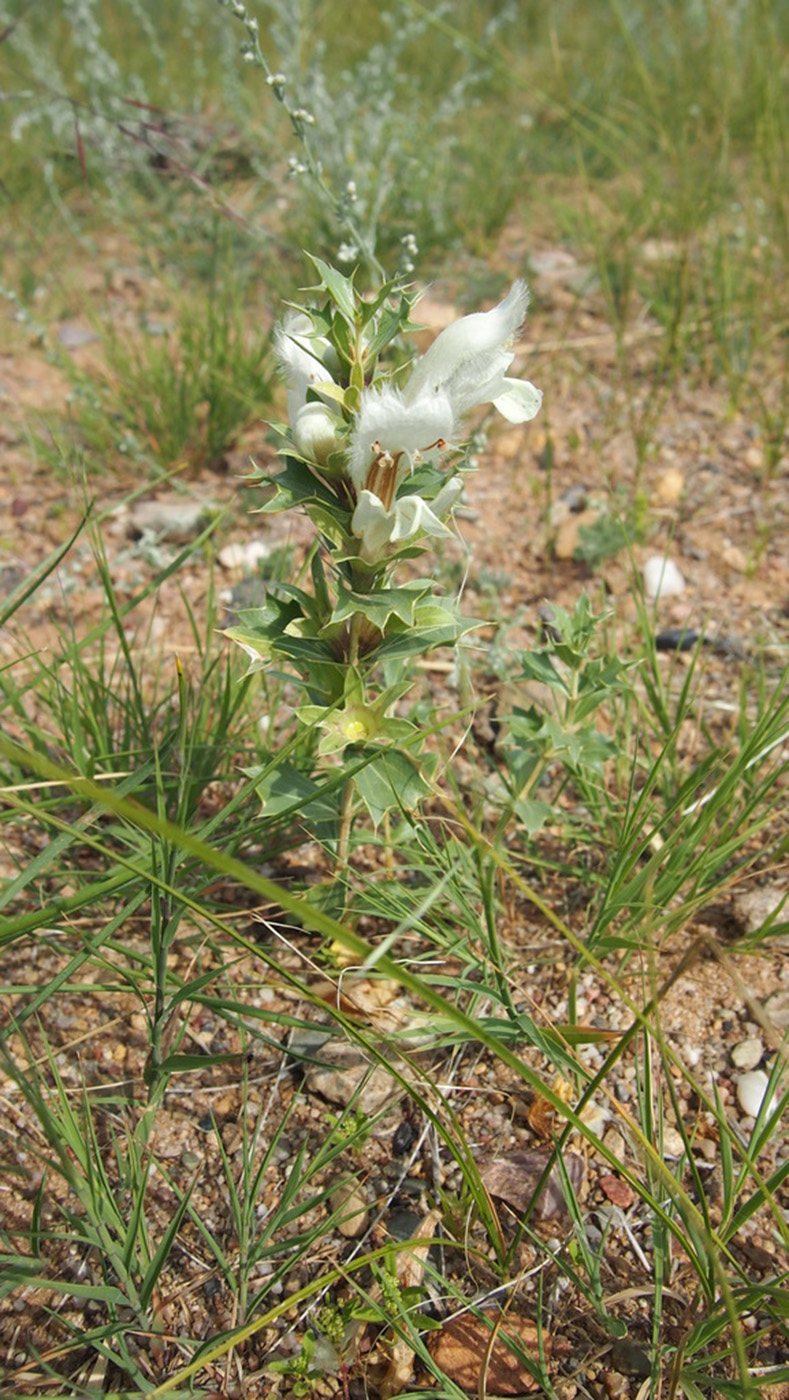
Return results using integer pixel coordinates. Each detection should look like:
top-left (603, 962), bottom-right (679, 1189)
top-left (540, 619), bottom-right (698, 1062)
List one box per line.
top-left (404, 280), bottom-right (542, 424)
top-left (348, 383), bottom-right (454, 500)
top-left (275, 312), bottom-right (339, 423)
top-left (351, 481), bottom-right (460, 562)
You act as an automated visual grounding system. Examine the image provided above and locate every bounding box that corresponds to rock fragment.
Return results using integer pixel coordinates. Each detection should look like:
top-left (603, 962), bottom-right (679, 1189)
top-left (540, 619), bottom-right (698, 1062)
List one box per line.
top-left (736, 1070), bottom-right (777, 1119)
top-left (642, 555), bottom-right (685, 599)
top-left (128, 497), bottom-right (214, 541)
top-left (303, 1040), bottom-right (397, 1114)
top-left (328, 1177), bottom-right (369, 1238)
top-left (731, 1037), bottom-right (763, 1071)
top-left (217, 540), bottom-right (271, 572)
top-left (479, 1150), bottom-right (586, 1221)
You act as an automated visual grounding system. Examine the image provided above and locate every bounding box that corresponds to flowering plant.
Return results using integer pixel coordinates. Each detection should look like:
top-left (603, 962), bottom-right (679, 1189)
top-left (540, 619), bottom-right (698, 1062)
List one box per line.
top-left (226, 259), bottom-right (541, 884)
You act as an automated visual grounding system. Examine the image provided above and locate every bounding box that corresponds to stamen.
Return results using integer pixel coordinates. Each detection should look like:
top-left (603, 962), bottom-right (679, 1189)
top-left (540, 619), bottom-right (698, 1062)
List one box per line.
top-left (365, 447), bottom-right (403, 511)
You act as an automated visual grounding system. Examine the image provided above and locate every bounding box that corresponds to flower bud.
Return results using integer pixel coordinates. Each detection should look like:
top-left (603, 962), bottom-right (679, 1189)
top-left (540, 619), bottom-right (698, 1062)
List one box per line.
top-left (293, 402), bottom-right (342, 465)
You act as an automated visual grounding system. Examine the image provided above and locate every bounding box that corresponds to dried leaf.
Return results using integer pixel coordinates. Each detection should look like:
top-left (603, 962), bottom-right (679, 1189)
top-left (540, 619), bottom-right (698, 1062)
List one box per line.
top-left (527, 1093), bottom-right (557, 1139)
top-left (480, 1149), bottom-right (586, 1220)
top-left (528, 1074), bottom-right (606, 1140)
top-left (313, 976), bottom-right (411, 1033)
top-left (428, 1311), bottom-right (550, 1395)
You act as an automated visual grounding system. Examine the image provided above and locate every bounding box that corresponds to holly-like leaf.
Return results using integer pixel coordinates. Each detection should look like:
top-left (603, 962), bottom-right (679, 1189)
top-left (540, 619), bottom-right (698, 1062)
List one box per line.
top-left (377, 603), bottom-right (481, 661)
top-left (224, 593), bottom-right (304, 669)
top-left (363, 297), bottom-right (415, 360)
top-left (253, 761), bottom-right (339, 840)
top-left (517, 651), bottom-right (568, 693)
top-left (255, 457), bottom-right (349, 527)
top-left (513, 797), bottom-right (554, 835)
top-left (332, 582), bottom-right (430, 633)
top-left (354, 748), bottom-right (435, 827)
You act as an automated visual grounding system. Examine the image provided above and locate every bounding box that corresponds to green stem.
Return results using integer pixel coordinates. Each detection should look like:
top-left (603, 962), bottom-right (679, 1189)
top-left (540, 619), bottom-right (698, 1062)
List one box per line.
top-left (335, 614), bottom-right (362, 892)
top-left (336, 776), bottom-right (355, 887)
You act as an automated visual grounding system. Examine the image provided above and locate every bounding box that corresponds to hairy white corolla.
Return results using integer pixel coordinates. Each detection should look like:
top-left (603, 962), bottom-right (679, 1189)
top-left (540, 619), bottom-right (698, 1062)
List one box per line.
top-left (348, 383), bottom-right (454, 500)
top-left (275, 311), bottom-right (339, 423)
top-left (351, 475), bottom-right (462, 563)
top-left (404, 280), bottom-right (542, 424)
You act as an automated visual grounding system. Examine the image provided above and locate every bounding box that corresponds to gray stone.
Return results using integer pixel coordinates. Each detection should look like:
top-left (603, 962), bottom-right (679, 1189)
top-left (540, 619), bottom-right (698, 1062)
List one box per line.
top-left (57, 322), bottom-right (100, 348)
top-left (302, 1040), bottom-right (397, 1113)
top-left (733, 886), bottom-right (787, 936)
top-left (128, 497), bottom-right (214, 541)
top-left (217, 540), bottom-right (271, 572)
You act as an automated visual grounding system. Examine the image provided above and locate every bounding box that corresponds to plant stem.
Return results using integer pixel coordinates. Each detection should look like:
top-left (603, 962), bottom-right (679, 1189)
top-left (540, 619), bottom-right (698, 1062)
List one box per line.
top-left (336, 775), bottom-right (355, 890)
top-left (335, 614), bottom-right (362, 893)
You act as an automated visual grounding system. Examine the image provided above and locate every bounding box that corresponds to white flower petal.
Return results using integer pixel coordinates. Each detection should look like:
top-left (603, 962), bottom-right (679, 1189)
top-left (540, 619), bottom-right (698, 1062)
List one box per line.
top-left (275, 312), bottom-right (338, 420)
top-left (405, 281), bottom-right (530, 403)
top-left (348, 384), bottom-right (454, 490)
top-left (390, 494), bottom-right (454, 543)
top-left (434, 353), bottom-right (511, 417)
top-left (351, 490), bottom-right (396, 561)
top-left (350, 484), bottom-right (457, 562)
top-left (430, 474), bottom-right (464, 518)
top-left (492, 378), bottom-right (543, 424)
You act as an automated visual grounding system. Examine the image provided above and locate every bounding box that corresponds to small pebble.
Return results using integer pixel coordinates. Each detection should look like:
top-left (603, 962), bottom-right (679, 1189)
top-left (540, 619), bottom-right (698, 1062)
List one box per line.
top-left (662, 1127), bottom-right (686, 1158)
top-left (744, 444), bottom-right (764, 470)
top-left (736, 1070), bottom-right (777, 1119)
top-left (601, 1129), bottom-right (627, 1163)
top-left (57, 321), bottom-right (100, 348)
top-left (217, 540), bottom-right (271, 572)
top-left (764, 989), bottom-right (789, 1030)
top-left (387, 1207), bottom-right (423, 1241)
top-left (731, 1037), bottom-right (764, 1071)
top-left (128, 498), bottom-right (212, 542)
top-left (720, 543), bottom-right (748, 573)
top-left (653, 466), bottom-right (685, 505)
top-left (560, 484), bottom-right (589, 512)
top-left (643, 555), bottom-right (685, 599)
top-left (655, 626), bottom-right (700, 652)
top-left (611, 1340), bottom-right (652, 1378)
top-left (329, 1178), bottom-right (369, 1238)
top-left (392, 1119), bottom-right (418, 1156)
top-left (554, 507), bottom-right (601, 561)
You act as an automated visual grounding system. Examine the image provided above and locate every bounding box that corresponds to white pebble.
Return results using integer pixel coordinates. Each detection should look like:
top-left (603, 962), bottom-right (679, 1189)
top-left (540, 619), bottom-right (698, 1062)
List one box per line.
top-left (736, 1070), bottom-right (777, 1119)
top-left (218, 540), bottom-right (271, 572)
top-left (731, 1037), bottom-right (763, 1071)
top-left (662, 1126), bottom-right (686, 1158)
top-left (643, 555), bottom-right (685, 599)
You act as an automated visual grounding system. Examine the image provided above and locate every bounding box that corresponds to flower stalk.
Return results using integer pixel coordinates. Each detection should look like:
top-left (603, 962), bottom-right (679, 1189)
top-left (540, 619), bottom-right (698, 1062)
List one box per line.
top-left (226, 258), bottom-right (541, 909)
